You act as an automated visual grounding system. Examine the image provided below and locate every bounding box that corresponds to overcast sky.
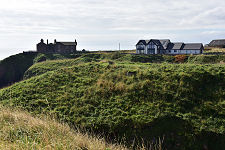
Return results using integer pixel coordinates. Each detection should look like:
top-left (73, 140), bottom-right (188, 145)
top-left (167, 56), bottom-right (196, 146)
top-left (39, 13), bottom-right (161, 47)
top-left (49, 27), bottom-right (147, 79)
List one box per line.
top-left (1, 0), bottom-right (225, 60)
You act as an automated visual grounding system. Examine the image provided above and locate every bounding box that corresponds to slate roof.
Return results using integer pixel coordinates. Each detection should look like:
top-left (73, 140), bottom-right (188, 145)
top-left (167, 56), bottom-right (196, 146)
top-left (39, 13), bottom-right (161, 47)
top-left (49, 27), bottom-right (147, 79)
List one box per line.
top-left (167, 43), bottom-right (184, 50)
top-left (159, 39), bottom-right (170, 49)
top-left (57, 42), bottom-right (77, 46)
top-left (147, 39), bottom-right (170, 50)
top-left (209, 39), bottom-right (225, 47)
top-left (137, 39), bottom-right (170, 49)
top-left (136, 40), bottom-right (150, 45)
top-left (183, 43), bottom-right (203, 50)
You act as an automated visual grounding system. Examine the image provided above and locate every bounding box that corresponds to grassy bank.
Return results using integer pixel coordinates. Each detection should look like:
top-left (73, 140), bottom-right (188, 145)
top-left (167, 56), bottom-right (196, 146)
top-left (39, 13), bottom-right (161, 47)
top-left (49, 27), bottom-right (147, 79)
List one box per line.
top-left (1, 52), bottom-right (224, 88)
top-left (0, 52), bottom-right (37, 88)
top-left (0, 105), bottom-right (130, 150)
top-left (1, 60), bottom-right (224, 149)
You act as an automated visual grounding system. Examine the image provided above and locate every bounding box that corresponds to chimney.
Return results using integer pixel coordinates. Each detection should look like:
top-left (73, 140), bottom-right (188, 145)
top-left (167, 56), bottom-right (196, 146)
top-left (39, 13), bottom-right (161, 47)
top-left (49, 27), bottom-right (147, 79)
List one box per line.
top-left (54, 39), bottom-right (57, 44)
top-left (41, 39), bottom-right (44, 43)
top-left (47, 39), bottom-right (49, 45)
top-left (75, 39), bottom-right (77, 45)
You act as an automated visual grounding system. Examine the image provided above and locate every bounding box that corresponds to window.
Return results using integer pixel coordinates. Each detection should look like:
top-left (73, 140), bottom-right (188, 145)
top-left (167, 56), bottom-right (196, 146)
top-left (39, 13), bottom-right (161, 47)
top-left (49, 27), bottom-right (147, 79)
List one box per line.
top-left (174, 50), bottom-right (177, 52)
top-left (149, 42), bottom-right (155, 49)
top-left (137, 45), bottom-right (145, 50)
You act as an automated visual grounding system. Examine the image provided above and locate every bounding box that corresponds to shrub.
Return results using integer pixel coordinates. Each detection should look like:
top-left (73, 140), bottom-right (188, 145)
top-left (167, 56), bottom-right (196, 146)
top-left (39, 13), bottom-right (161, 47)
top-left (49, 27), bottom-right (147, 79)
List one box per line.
top-left (174, 55), bottom-right (187, 63)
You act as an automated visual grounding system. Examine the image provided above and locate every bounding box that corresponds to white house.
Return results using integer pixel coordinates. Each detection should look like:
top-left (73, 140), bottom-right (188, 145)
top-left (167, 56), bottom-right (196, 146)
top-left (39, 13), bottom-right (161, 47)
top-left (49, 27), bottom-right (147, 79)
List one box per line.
top-left (136, 39), bottom-right (204, 55)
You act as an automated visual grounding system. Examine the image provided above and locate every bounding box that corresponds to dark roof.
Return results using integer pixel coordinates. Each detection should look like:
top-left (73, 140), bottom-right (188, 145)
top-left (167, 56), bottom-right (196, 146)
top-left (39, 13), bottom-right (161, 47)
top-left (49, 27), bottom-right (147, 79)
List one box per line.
top-left (183, 43), bottom-right (203, 50)
top-left (209, 39), bottom-right (225, 47)
top-left (57, 42), bottom-right (77, 46)
top-left (167, 42), bottom-right (184, 50)
top-left (149, 39), bottom-right (170, 50)
top-left (151, 39), bottom-right (161, 46)
top-left (136, 40), bottom-right (150, 45)
top-left (137, 39), bottom-right (170, 49)
top-left (149, 39), bottom-right (163, 50)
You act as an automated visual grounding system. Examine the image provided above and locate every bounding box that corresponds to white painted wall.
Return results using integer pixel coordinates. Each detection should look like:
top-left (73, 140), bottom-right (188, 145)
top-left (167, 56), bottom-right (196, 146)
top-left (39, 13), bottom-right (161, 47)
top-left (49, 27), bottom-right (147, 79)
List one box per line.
top-left (162, 49), bottom-right (202, 55)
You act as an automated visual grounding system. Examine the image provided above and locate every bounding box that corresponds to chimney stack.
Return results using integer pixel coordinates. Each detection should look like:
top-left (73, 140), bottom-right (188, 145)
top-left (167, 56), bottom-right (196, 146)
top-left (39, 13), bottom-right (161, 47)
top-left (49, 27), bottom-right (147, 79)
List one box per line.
top-left (47, 39), bottom-right (49, 45)
top-left (54, 39), bottom-right (57, 44)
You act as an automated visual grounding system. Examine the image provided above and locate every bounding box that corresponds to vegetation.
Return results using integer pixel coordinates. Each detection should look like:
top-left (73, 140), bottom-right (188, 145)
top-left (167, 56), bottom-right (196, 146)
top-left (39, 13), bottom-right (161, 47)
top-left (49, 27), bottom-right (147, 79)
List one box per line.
top-left (204, 47), bottom-right (225, 53)
top-left (0, 105), bottom-right (129, 150)
top-left (188, 55), bottom-right (225, 64)
top-left (0, 52), bottom-right (37, 88)
top-left (0, 52), bottom-right (82, 88)
top-left (1, 51), bottom-right (224, 88)
top-left (0, 58), bottom-right (224, 149)
top-left (0, 51), bottom-right (224, 149)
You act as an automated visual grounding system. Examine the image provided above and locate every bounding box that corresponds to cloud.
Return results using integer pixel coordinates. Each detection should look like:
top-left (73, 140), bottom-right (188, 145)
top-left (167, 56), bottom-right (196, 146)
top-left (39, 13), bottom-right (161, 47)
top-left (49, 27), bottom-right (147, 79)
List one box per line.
top-left (0, 0), bottom-right (225, 59)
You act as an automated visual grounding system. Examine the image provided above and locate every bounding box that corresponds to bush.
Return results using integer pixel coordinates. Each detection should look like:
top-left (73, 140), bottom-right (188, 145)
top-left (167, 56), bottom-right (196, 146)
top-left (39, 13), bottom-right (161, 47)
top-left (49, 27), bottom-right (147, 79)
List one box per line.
top-left (175, 55), bottom-right (187, 63)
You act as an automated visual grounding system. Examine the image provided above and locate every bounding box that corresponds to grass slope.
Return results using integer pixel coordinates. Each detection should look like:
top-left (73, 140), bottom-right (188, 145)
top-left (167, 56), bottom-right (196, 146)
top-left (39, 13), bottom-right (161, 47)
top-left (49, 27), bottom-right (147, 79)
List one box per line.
top-left (0, 52), bottom-right (37, 88)
top-left (1, 51), bottom-right (224, 88)
top-left (24, 53), bottom-right (225, 80)
top-left (0, 60), bottom-right (224, 149)
top-left (0, 52), bottom-right (82, 89)
top-left (0, 105), bottom-right (129, 150)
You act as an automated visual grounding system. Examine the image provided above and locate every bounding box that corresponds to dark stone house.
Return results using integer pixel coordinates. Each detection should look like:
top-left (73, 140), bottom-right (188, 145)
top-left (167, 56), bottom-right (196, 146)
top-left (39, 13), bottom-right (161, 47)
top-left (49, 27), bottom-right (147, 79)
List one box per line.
top-left (37, 39), bottom-right (77, 53)
top-left (208, 39), bottom-right (225, 48)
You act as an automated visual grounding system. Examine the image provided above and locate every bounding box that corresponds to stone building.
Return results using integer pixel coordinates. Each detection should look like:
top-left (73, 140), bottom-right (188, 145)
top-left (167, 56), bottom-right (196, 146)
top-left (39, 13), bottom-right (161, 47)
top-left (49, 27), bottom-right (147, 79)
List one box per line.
top-left (37, 39), bottom-right (77, 53)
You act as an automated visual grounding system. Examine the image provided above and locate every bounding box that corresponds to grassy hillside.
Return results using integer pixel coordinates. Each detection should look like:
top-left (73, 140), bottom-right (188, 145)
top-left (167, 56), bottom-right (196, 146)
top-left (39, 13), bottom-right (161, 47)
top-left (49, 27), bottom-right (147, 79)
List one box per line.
top-left (1, 51), bottom-right (224, 88)
top-left (204, 47), bottom-right (225, 53)
top-left (0, 60), bottom-right (224, 149)
top-left (0, 52), bottom-right (37, 88)
top-left (24, 53), bottom-right (225, 80)
top-left (0, 105), bottom-right (129, 150)
top-left (0, 52), bottom-right (82, 89)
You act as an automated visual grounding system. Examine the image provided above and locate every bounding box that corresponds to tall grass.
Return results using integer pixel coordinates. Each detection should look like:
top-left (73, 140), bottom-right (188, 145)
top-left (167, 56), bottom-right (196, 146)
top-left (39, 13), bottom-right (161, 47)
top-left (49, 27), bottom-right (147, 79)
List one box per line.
top-left (0, 105), bottom-right (128, 150)
top-left (0, 105), bottom-right (164, 150)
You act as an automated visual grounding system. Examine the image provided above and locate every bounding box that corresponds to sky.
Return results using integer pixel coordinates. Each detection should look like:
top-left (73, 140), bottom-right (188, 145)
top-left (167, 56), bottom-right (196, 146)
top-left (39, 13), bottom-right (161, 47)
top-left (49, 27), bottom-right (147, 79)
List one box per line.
top-left (1, 0), bottom-right (225, 60)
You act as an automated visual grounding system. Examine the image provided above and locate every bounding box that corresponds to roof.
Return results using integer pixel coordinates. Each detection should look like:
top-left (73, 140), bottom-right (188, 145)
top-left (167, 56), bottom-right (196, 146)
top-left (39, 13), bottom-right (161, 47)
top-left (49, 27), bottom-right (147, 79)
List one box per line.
top-left (136, 40), bottom-right (150, 45)
top-left (151, 39), bottom-right (162, 46)
top-left (167, 43), bottom-right (184, 50)
top-left (209, 39), bottom-right (225, 47)
top-left (159, 39), bottom-right (170, 49)
top-left (57, 42), bottom-right (77, 46)
top-left (137, 39), bottom-right (170, 49)
top-left (149, 39), bottom-right (170, 50)
top-left (183, 43), bottom-right (203, 50)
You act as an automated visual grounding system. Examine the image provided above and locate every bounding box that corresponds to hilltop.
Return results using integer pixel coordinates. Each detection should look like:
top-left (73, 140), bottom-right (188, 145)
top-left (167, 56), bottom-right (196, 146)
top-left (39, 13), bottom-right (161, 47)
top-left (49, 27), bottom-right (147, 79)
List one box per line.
top-left (0, 51), bottom-right (224, 149)
top-left (0, 51), bottom-right (224, 89)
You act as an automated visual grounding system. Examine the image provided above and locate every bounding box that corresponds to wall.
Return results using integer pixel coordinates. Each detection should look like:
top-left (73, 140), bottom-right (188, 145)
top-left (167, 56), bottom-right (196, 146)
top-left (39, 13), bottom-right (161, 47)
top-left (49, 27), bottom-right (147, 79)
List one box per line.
top-left (37, 43), bottom-right (47, 53)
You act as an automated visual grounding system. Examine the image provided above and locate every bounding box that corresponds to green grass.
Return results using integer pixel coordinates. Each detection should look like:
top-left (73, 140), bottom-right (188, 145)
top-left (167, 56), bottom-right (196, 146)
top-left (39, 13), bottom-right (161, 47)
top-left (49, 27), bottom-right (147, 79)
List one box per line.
top-left (0, 105), bottom-right (130, 150)
top-left (0, 60), bottom-right (224, 149)
top-left (24, 53), bottom-right (225, 80)
top-left (1, 51), bottom-right (224, 88)
top-left (0, 52), bottom-right (37, 88)
top-left (0, 51), bottom-right (225, 149)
